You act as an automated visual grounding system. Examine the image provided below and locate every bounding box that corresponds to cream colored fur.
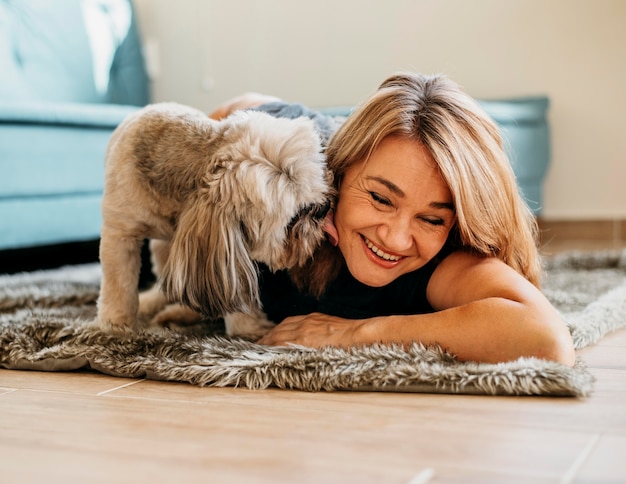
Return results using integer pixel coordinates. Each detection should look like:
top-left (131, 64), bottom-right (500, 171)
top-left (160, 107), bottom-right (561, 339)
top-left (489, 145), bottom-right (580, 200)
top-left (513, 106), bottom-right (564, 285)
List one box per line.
top-left (95, 103), bottom-right (331, 339)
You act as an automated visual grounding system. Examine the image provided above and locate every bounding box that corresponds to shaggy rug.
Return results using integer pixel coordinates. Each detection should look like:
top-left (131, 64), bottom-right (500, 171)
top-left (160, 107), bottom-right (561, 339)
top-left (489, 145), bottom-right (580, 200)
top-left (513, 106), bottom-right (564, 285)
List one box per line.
top-left (1, 250), bottom-right (625, 397)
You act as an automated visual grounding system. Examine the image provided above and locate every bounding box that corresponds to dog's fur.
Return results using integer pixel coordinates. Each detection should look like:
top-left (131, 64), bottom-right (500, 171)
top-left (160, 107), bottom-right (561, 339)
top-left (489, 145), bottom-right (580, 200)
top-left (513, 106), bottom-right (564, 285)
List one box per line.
top-left (95, 102), bottom-right (332, 338)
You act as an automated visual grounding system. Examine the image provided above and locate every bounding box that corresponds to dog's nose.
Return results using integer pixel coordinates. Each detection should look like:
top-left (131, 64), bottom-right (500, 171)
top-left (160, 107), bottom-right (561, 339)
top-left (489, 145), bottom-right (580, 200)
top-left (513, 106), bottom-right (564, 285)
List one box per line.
top-left (288, 200), bottom-right (331, 228)
top-left (308, 200), bottom-right (331, 220)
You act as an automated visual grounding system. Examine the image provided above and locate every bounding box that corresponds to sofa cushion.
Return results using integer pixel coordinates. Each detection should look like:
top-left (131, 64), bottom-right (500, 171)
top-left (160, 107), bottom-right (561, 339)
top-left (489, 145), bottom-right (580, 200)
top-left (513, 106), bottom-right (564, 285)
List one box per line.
top-left (0, 0), bottom-right (149, 105)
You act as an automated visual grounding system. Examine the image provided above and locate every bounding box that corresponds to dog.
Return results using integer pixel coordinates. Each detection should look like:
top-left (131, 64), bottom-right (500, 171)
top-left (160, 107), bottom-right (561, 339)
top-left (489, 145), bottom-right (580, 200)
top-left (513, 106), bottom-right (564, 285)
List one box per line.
top-left (95, 102), bottom-right (332, 339)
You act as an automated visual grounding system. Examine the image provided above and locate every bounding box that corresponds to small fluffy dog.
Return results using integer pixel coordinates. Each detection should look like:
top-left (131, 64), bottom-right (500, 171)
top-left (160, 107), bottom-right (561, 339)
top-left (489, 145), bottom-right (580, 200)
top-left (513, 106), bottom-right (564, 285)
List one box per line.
top-left (95, 102), bottom-right (332, 338)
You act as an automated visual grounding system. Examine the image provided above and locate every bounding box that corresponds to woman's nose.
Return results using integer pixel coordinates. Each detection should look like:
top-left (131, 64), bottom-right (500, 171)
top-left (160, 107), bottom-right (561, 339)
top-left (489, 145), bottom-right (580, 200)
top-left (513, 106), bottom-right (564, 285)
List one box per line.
top-left (377, 217), bottom-right (414, 252)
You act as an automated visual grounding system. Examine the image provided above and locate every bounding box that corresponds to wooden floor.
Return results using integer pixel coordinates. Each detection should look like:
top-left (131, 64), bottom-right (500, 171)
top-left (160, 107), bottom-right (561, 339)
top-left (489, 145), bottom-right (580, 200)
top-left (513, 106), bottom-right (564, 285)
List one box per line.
top-left (1, 237), bottom-right (626, 483)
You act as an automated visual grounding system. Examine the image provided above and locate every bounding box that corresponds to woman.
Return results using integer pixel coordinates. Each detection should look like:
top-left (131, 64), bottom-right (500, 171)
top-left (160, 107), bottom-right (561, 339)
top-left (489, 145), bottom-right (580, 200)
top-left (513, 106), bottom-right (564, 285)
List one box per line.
top-left (210, 72), bottom-right (575, 366)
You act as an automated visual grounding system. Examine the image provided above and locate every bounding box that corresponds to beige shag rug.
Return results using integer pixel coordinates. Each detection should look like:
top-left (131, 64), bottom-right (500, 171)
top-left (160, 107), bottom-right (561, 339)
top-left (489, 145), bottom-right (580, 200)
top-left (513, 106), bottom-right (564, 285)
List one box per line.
top-left (1, 250), bottom-right (625, 397)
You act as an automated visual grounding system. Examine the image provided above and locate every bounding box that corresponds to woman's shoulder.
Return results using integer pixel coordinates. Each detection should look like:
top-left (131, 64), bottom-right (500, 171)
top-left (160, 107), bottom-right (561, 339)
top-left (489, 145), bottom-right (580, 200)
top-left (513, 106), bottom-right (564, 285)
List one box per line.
top-left (432, 249), bottom-right (509, 278)
top-left (427, 249), bottom-right (530, 311)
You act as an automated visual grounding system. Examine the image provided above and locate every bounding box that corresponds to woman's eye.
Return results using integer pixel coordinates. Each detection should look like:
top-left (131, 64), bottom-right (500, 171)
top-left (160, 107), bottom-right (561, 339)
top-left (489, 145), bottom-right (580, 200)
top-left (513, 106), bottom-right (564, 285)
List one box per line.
top-left (369, 191), bottom-right (391, 206)
top-left (421, 217), bottom-right (445, 226)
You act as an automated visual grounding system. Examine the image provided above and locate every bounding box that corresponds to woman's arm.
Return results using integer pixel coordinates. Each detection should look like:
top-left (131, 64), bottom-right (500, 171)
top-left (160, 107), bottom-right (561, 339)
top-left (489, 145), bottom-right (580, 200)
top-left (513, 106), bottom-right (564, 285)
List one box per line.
top-left (257, 252), bottom-right (576, 366)
top-left (208, 92), bottom-right (282, 120)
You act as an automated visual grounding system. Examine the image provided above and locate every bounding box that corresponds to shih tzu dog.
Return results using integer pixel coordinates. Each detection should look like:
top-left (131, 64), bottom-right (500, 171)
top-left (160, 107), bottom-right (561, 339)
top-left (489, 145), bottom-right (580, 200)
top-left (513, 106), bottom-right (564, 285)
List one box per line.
top-left (95, 102), bottom-right (332, 339)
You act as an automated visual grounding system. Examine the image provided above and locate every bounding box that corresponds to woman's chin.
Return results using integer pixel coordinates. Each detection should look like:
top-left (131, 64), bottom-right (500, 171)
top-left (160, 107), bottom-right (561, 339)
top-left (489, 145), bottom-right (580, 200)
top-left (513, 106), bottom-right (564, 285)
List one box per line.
top-left (347, 261), bottom-right (401, 288)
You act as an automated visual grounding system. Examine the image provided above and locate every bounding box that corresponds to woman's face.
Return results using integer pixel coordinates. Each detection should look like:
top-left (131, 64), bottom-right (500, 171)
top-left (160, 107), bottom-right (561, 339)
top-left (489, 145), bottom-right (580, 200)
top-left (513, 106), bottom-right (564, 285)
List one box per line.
top-left (333, 135), bottom-right (456, 287)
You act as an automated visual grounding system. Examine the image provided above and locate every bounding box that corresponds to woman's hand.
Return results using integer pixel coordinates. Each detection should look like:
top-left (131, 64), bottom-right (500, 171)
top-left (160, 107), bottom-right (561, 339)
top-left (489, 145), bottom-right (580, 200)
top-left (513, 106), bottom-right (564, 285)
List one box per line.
top-left (257, 313), bottom-right (369, 349)
top-left (208, 92), bottom-right (282, 120)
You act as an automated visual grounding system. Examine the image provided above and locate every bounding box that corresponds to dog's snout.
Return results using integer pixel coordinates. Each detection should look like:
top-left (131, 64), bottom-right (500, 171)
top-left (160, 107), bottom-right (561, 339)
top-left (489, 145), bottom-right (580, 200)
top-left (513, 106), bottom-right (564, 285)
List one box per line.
top-left (308, 200), bottom-right (331, 220)
top-left (288, 200), bottom-right (331, 230)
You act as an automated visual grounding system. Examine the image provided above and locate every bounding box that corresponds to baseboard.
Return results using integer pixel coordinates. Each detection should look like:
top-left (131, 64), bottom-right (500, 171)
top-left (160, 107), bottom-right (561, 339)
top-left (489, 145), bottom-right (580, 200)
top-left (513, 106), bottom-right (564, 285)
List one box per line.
top-left (0, 239), bottom-right (156, 288)
top-left (537, 218), bottom-right (626, 252)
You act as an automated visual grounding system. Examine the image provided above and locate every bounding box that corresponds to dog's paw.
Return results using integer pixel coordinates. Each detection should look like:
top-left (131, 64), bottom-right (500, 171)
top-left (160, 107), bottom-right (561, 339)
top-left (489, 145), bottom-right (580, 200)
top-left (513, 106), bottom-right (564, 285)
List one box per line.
top-left (148, 304), bottom-right (203, 328)
top-left (89, 317), bottom-right (139, 334)
top-left (137, 285), bottom-right (168, 322)
top-left (224, 311), bottom-right (276, 340)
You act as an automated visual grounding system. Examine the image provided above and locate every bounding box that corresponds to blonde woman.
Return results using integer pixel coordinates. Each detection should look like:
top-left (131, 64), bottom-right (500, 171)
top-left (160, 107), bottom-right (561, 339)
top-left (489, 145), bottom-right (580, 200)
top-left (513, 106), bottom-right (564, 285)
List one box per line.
top-left (210, 73), bottom-right (575, 365)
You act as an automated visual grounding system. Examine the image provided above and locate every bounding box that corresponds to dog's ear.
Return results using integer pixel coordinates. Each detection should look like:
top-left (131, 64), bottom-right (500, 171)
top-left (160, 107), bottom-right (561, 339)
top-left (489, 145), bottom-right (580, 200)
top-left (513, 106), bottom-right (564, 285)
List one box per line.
top-left (160, 194), bottom-right (260, 319)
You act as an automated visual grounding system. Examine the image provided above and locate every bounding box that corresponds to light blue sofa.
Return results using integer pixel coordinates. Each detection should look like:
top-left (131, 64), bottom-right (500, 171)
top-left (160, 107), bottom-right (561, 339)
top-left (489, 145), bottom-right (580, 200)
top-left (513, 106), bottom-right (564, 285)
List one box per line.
top-left (0, 0), bottom-right (149, 252)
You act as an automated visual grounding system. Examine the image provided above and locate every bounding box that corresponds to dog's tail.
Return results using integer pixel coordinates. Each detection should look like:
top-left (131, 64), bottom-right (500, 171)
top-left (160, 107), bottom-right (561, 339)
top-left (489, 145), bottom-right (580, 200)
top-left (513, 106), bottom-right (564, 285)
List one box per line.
top-left (160, 197), bottom-right (259, 320)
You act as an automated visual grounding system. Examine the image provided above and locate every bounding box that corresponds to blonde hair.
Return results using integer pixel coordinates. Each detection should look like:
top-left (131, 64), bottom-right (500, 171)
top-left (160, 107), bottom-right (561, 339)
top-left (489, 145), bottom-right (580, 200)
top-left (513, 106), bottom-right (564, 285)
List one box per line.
top-left (324, 72), bottom-right (542, 286)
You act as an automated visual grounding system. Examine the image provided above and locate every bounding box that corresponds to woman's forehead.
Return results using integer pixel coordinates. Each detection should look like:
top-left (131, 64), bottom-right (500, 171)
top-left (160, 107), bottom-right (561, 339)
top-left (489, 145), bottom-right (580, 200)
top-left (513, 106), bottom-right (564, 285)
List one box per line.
top-left (344, 136), bottom-right (453, 205)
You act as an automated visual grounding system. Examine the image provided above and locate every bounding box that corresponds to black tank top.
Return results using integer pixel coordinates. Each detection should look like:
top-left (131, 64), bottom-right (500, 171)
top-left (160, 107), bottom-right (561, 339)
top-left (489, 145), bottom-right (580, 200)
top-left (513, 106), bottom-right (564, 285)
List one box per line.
top-left (259, 256), bottom-right (443, 324)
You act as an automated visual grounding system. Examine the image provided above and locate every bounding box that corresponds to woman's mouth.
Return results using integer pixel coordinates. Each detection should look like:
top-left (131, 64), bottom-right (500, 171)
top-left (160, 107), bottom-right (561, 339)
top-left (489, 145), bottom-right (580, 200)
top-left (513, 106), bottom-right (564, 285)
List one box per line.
top-left (362, 236), bottom-right (403, 262)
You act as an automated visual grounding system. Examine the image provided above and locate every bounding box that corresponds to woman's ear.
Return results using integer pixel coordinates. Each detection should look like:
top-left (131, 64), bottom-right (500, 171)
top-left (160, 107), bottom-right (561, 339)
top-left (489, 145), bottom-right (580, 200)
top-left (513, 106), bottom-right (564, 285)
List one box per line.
top-left (322, 210), bottom-right (339, 247)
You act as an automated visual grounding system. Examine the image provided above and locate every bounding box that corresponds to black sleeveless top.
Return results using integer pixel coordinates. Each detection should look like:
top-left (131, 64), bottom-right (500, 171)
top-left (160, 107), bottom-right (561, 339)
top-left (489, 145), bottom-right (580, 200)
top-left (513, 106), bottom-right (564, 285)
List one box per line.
top-left (259, 255), bottom-right (445, 324)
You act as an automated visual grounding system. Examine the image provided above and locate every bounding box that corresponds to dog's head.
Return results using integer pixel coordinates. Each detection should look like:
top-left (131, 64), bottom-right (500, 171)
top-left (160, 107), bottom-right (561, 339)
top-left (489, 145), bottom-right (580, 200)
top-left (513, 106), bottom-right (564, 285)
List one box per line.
top-left (217, 110), bottom-right (333, 270)
top-left (163, 110), bottom-right (333, 319)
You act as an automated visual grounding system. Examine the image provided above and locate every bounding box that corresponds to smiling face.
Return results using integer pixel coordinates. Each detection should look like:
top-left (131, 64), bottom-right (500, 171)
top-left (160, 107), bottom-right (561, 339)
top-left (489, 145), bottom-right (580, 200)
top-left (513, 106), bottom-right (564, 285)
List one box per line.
top-left (333, 135), bottom-right (456, 287)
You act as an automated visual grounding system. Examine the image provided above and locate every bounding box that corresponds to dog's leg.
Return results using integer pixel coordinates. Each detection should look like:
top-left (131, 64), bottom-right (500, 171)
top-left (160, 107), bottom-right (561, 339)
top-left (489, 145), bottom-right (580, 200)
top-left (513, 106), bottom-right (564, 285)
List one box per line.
top-left (147, 238), bottom-right (170, 279)
top-left (96, 226), bottom-right (144, 331)
top-left (224, 309), bottom-right (276, 340)
top-left (138, 239), bottom-right (171, 321)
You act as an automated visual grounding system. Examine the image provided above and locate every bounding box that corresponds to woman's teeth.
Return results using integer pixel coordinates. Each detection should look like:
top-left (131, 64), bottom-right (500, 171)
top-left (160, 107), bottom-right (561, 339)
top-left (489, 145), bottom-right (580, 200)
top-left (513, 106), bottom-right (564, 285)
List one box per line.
top-left (363, 237), bottom-right (401, 261)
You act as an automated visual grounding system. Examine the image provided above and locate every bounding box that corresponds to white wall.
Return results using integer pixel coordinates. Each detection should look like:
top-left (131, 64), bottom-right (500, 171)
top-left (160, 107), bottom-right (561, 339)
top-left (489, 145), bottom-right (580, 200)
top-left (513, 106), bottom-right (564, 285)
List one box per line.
top-left (133, 0), bottom-right (626, 220)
